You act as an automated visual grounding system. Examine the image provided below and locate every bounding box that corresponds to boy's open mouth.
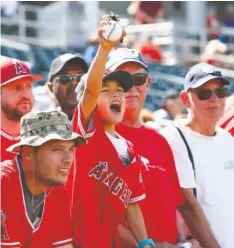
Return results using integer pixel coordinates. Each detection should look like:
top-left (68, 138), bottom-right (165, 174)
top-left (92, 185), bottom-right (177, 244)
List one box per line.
top-left (110, 101), bottom-right (121, 113)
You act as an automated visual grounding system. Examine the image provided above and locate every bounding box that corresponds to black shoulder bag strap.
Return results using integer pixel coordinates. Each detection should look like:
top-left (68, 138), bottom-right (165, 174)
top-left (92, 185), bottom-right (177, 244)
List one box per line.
top-left (174, 126), bottom-right (197, 198)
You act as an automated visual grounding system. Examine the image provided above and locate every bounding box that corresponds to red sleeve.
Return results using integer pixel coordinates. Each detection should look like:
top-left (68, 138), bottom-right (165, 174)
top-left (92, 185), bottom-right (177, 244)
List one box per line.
top-left (164, 138), bottom-right (184, 207)
top-left (69, 104), bottom-right (97, 205)
top-left (1, 179), bottom-right (21, 248)
top-left (124, 159), bottom-right (146, 205)
top-left (72, 103), bottom-right (96, 138)
top-left (52, 188), bottom-right (73, 247)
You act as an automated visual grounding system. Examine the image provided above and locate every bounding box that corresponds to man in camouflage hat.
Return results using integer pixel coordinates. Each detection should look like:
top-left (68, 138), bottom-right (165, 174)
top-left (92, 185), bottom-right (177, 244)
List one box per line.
top-left (1, 110), bottom-right (85, 248)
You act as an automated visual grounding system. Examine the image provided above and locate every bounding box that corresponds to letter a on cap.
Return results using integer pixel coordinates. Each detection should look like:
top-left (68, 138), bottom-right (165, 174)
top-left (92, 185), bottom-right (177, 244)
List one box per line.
top-left (13, 60), bottom-right (26, 75)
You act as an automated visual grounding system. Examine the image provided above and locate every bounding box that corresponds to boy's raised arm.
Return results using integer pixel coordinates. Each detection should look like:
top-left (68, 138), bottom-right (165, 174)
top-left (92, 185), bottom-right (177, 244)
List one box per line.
top-left (80, 15), bottom-right (125, 125)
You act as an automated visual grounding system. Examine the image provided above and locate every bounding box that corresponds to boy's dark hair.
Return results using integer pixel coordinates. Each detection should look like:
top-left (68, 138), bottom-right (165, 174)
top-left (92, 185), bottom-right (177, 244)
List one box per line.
top-left (76, 70), bottom-right (134, 103)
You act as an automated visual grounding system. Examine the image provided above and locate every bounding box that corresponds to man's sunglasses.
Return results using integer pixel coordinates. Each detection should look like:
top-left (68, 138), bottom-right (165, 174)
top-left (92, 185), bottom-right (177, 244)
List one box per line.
top-left (56, 74), bottom-right (84, 85)
top-left (132, 73), bottom-right (148, 86)
top-left (190, 87), bottom-right (229, 100)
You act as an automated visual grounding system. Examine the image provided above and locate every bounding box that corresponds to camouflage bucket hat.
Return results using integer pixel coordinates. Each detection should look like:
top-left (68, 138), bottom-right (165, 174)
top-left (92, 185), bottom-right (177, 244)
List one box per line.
top-left (7, 110), bottom-right (86, 153)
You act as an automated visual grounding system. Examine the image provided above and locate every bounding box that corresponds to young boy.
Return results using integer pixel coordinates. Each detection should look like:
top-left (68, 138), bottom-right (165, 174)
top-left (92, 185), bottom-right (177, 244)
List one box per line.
top-left (71, 15), bottom-right (154, 248)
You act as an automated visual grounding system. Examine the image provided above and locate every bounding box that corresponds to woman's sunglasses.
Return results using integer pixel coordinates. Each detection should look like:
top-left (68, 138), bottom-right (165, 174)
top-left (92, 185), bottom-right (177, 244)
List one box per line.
top-left (132, 73), bottom-right (148, 86)
top-left (56, 74), bottom-right (84, 85)
top-left (190, 87), bottom-right (229, 101)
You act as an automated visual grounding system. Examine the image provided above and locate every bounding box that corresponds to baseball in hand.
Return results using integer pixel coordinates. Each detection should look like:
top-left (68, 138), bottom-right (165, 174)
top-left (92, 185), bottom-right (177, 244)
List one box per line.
top-left (102, 20), bottom-right (123, 42)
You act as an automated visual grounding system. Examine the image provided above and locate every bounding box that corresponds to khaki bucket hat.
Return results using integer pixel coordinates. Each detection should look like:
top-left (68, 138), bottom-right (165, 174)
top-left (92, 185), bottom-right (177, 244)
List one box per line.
top-left (7, 110), bottom-right (86, 153)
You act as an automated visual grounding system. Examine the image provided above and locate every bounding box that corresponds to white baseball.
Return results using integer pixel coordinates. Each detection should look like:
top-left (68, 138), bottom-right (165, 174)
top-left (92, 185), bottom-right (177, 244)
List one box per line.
top-left (102, 20), bottom-right (123, 42)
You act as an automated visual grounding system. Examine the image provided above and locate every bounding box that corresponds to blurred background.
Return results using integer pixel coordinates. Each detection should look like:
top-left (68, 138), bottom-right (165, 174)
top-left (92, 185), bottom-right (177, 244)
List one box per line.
top-left (1, 1), bottom-right (234, 123)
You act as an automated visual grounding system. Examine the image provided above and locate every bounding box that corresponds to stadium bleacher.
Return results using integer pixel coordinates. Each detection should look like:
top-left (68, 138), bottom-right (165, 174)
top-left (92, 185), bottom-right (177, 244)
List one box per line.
top-left (1, 44), bottom-right (234, 111)
top-left (148, 62), bottom-right (234, 110)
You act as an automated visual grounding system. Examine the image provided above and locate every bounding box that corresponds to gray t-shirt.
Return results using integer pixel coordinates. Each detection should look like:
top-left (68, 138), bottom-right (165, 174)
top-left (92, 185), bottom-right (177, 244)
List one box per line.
top-left (18, 156), bottom-right (44, 228)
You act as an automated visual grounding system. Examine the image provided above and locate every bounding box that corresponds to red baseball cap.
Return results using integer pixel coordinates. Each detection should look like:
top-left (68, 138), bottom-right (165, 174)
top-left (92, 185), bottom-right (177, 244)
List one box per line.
top-left (0, 58), bottom-right (44, 87)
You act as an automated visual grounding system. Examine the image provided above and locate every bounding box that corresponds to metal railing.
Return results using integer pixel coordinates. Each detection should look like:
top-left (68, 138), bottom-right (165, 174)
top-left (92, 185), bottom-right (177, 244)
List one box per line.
top-left (1, 3), bottom-right (234, 67)
top-left (125, 22), bottom-right (234, 67)
top-left (1, 3), bottom-right (85, 49)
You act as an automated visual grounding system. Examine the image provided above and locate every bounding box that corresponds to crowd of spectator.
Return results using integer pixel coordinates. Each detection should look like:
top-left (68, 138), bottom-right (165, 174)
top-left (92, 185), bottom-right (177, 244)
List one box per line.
top-left (1, 9), bottom-right (234, 248)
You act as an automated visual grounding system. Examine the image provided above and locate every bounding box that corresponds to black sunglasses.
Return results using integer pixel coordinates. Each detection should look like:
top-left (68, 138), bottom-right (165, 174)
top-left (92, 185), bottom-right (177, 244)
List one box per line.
top-left (56, 74), bottom-right (84, 85)
top-left (190, 87), bottom-right (229, 100)
top-left (132, 73), bottom-right (148, 86)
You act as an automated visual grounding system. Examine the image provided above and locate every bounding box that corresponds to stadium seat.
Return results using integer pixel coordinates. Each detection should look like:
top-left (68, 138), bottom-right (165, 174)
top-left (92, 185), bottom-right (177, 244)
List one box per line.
top-left (1, 43), bottom-right (233, 103)
top-left (30, 45), bottom-right (51, 70)
top-left (1, 46), bottom-right (19, 59)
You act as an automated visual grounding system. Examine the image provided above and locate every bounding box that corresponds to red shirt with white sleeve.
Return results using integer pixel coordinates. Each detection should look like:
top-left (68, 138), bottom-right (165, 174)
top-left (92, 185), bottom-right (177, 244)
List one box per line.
top-left (70, 104), bottom-right (146, 248)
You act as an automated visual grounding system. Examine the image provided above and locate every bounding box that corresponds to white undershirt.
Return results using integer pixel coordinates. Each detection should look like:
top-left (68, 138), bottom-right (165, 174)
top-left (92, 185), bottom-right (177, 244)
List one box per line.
top-left (105, 132), bottom-right (131, 166)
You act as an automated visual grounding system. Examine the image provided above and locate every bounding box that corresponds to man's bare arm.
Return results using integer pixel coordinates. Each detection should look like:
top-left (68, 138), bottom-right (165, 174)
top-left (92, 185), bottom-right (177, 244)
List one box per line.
top-left (178, 188), bottom-right (220, 248)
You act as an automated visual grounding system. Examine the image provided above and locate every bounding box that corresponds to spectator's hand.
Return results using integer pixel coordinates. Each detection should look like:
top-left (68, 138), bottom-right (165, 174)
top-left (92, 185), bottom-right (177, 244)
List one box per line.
top-left (154, 239), bottom-right (200, 248)
top-left (98, 14), bottom-right (126, 50)
top-left (177, 239), bottom-right (201, 248)
top-left (1, 160), bottom-right (15, 179)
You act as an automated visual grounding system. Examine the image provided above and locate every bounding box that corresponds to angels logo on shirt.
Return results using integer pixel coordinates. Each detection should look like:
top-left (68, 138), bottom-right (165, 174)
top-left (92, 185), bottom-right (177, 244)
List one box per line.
top-left (140, 156), bottom-right (166, 172)
top-left (1, 210), bottom-right (10, 240)
top-left (89, 161), bottom-right (132, 207)
top-left (12, 60), bottom-right (27, 75)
